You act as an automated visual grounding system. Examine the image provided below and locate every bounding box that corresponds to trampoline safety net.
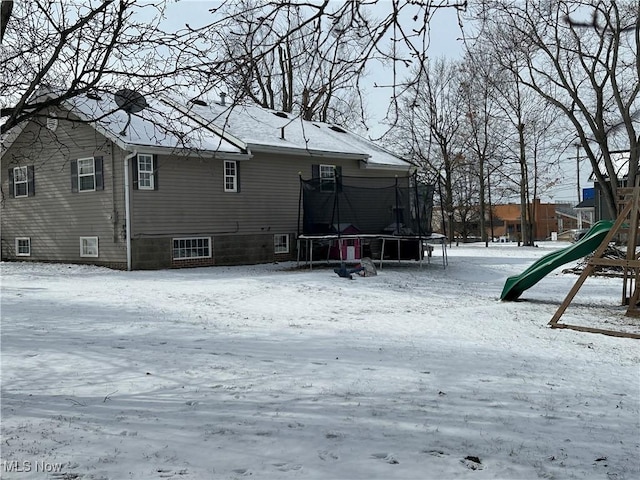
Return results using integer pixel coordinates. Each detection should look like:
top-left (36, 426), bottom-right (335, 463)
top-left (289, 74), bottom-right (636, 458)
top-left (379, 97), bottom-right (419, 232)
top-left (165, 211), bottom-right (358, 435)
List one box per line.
top-left (299, 172), bottom-right (434, 237)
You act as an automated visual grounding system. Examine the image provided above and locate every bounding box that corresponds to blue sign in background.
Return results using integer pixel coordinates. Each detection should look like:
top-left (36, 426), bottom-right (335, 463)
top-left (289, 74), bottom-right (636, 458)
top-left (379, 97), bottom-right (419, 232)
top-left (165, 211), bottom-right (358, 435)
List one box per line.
top-left (583, 187), bottom-right (595, 200)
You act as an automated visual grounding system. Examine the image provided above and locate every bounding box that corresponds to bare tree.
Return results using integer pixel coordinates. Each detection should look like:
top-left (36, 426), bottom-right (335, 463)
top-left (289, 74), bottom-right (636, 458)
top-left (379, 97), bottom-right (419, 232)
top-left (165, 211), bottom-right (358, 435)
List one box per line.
top-left (208, 0), bottom-right (368, 125)
top-left (470, 0), bottom-right (640, 218)
top-left (458, 51), bottom-right (504, 245)
top-left (386, 58), bottom-right (466, 243)
top-left (187, 0), bottom-right (467, 131)
top-left (0, 0), bottom-right (12, 43)
top-left (451, 154), bottom-right (482, 242)
top-left (487, 61), bottom-right (566, 245)
top-left (2, 0), bottom-right (471, 146)
top-left (1, 1), bottom-right (208, 134)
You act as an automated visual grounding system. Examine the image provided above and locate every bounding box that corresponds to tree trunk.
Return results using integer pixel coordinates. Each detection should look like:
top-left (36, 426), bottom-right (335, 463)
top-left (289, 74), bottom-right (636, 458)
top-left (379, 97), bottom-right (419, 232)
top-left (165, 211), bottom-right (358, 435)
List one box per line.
top-left (479, 154), bottom-right (487, 246)
top-left (518, 122), bottom-right (529, 246)
top-left (0, 0), bottom-right (12, 43)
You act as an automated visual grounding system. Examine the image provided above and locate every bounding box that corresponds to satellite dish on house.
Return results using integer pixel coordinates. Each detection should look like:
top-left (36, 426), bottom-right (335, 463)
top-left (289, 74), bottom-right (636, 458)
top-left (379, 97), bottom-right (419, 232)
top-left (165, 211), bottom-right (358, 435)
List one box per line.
top-left (114, 89), bottom-right (148, 113)
top-left (114, 89), bottom-right (147, 136)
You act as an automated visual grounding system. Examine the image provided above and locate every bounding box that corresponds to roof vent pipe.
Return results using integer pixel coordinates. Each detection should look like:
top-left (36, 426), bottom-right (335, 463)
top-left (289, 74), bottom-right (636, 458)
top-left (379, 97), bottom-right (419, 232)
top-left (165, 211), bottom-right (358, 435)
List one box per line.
top-left (220, 92), bottom-right (226, 106)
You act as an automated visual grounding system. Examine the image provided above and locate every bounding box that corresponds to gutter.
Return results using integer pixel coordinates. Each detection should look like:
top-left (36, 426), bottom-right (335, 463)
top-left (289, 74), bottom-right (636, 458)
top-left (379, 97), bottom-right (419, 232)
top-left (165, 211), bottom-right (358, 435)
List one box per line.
top-left (358, 159), bottom-right (413, 172)
top-left (120, 143), bottom-right (251, 161)
top-left (124, 150), bottom-right (137, 271)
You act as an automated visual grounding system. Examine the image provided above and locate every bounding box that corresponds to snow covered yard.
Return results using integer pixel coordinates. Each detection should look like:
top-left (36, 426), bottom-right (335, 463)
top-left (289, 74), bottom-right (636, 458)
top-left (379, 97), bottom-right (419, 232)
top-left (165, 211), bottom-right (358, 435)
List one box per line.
top-left (1, 242), bottom-right (638, 480)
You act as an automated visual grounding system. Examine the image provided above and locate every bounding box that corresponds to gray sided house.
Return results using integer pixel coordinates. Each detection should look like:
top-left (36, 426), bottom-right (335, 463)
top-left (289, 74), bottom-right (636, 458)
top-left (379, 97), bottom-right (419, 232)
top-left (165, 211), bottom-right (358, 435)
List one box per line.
top-left (1, 93), bottom-right (412, 269)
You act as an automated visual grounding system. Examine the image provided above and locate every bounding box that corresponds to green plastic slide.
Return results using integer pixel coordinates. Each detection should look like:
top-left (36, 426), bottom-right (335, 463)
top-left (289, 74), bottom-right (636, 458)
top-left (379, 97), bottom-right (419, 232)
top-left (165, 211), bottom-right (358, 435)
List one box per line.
top-left (500, 220), bottom-right (615, 301)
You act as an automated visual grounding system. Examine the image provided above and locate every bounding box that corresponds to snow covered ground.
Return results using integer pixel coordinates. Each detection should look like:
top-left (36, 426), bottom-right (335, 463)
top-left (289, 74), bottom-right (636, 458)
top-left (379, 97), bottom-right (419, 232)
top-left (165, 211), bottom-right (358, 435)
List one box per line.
top-left (1, 242), bottom-right (639, 480)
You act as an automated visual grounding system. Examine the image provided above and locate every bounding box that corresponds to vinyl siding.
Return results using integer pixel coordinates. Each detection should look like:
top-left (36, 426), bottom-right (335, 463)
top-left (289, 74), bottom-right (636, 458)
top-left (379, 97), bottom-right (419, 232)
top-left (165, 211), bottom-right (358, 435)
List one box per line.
top-left (130, 152), bottom-right (408, 238)
top-left (2, 113), bottom-right (409, 268)
top-left (1, 116), bottom-right (126, 266)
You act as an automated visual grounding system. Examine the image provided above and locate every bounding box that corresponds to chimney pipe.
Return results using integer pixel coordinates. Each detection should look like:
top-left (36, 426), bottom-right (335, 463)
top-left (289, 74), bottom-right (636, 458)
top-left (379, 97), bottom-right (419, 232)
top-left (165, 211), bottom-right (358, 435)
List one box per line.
top-left (220, 92), bottom-right (226, 106)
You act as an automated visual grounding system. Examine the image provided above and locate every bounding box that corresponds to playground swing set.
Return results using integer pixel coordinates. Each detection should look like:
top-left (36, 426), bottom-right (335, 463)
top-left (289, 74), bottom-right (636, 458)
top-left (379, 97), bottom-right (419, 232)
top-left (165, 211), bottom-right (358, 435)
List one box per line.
top-left (501, 183), bottom-right (640, 340)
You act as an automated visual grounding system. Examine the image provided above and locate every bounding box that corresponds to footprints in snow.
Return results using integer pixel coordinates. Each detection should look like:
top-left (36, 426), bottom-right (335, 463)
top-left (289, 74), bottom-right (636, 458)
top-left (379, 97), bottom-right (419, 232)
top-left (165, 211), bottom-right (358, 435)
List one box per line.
top-left (461, 455), bottom-right (484, 470)
top-left (156, 468), bottom-right (190, 477)
top-left (423, 449), bottom-right (447, 457)
top-left (273, 462), bottom-right (303, 472)
top-left (50, 474), bottom-right (82, 480)
top-left (318, 450), bottom-right (340, 461)
top-left (421, 450), bottom-right (485, 471)
top-left (232, 468), bottom-right (251, 476)
top-left (231, 463), bottom-right (302, 477)
top-left (371, 452), bottom-right (400, 464)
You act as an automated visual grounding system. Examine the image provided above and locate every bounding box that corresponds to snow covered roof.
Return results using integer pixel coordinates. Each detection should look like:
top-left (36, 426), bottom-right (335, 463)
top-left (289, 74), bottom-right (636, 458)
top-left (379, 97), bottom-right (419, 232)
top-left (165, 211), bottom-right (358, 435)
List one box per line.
top-left (1, 91), bottom-right (246, 159)
top-left (67, 93), bottom-right (245, 157)
top-left (3, 90), bottom-right (411, 170)
top-left (589, 151), bottom-right (630, 180)
top-left (165, 97), bottom-right (411, 169)
top-left (0, 118), bottom-right (26, 156)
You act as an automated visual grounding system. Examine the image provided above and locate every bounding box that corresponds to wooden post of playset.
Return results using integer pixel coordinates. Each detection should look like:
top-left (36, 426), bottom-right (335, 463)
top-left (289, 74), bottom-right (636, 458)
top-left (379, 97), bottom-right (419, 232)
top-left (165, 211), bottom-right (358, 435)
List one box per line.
top-left (548, 178), bottom-right (640, 339)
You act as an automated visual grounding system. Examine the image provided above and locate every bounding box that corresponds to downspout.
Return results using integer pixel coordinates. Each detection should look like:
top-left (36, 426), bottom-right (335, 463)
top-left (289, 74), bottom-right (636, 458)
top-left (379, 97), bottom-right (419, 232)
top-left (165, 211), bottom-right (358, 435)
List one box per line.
top-left (124, 150), bottom-right (137, 271)
top-left (111, 142), bottom-right (118, 243)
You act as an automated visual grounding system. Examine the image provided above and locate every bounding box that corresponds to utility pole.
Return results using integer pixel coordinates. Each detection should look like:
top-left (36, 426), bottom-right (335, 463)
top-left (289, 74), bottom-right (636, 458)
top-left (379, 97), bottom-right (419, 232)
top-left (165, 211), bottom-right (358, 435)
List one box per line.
top-left (575, 142), bottom-right (583, 230)
top-left (575, 142), bottom-right (581, 203)
top-left (487, 165), bottom-right (494, 243)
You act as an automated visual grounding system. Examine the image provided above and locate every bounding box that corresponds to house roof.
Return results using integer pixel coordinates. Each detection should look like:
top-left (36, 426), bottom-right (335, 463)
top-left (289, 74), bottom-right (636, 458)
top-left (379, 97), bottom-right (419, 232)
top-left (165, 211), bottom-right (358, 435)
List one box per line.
top-left (163, 97), bottom-right (411, 169)
top-left (68, 94), bottom-right (245, 157)
top-left (1, 92), bottom-right (245, 159)
top-left (3, 90), bottom-right (412, 170)
top-left (0, 118), bottom-right (26, 155)
top-left (588, 151), bottom-right (629, 181)
top-left (575, 198), bottom-right (595, 209)
top-left (555, 203), bottom-right (578, 217)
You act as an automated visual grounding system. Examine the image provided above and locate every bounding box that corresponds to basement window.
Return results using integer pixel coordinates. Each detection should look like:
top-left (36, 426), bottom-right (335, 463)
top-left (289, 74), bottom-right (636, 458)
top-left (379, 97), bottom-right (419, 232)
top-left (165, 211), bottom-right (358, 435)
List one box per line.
top-left (172, 237), bottom-right (211, 260)
top-left (80, 237), bottom-right (99, 257)
top-left (274, 234), bottom-right (289, 254)
top-left (16, 237), bottom-right (31, 256)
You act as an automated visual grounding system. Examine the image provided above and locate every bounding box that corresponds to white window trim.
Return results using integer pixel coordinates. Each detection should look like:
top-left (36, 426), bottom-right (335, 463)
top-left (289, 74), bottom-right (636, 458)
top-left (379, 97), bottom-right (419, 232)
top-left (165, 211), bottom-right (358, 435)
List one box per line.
top-left (13, 166), bottom-right (28, 198)
top-left (78, 157), bottom-right (96, 192)
top-left (15, 237), bottom-right (31, 256)
top-left (320, 164), bottom-right (336, 192)
top-left (172, 237), bottom-right (212, 260)
top-left (80, 236), bottom-right (99, 258)
top-left (274, 234), bottom-right (289, 254)
top-left (137, 154), bottom-right (154, 190)
top-left (224, 160), bottom-right (238, 192)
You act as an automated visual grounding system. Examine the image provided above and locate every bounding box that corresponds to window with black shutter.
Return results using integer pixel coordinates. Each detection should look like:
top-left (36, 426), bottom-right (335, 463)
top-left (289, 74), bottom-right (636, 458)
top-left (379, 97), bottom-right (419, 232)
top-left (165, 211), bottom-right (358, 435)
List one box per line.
top-left (8, 165), bottom-right (35, 198)
top-left (319, 164), bottom-right (337, 192)
top-left (71, 156), bottom-right (103, 192)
